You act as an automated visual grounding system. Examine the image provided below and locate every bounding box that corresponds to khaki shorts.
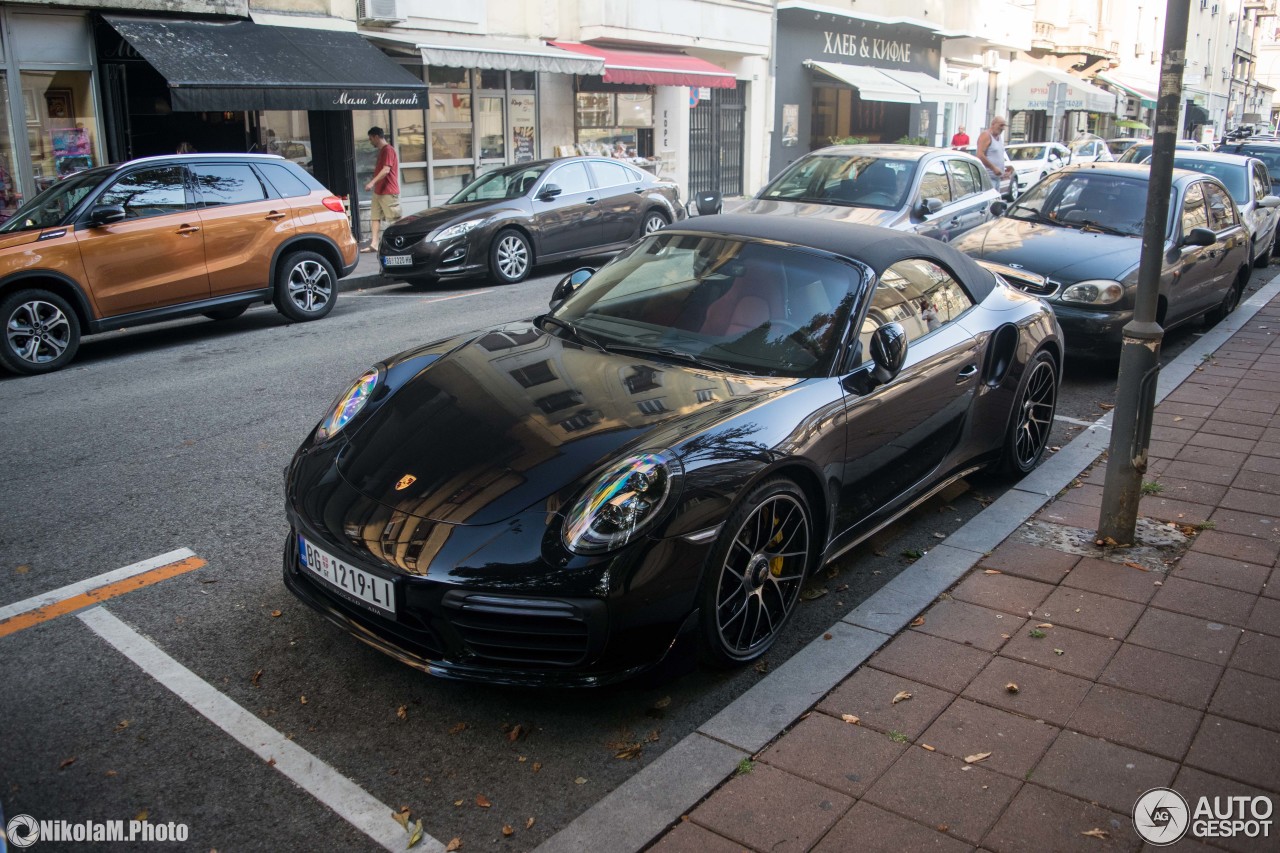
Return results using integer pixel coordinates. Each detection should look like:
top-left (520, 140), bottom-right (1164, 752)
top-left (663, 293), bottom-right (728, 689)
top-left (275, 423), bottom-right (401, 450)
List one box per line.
top-left (370, 193), bottom-right (401, 223)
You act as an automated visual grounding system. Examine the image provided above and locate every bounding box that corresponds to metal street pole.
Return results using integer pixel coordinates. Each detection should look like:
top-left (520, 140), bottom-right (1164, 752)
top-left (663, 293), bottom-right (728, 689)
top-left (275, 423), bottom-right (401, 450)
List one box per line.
top-left (1097, 0), bottom-right (1191, 544)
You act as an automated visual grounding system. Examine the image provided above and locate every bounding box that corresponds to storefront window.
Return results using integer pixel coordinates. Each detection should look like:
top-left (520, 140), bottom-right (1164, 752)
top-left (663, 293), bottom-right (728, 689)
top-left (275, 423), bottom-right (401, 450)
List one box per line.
top-left (574, 89), bottom-right (653, 157)
top-left (433, 164), bottom-right (472, 196)
top-left (429, 92), bottom-right (471, 124)
top-left (480, 70), bottom-right (505, 90)
top-left (509, 71), bottom-right (536, 91)
top-left (0, 74), bottom-right (21, 221)
top-left (511, 95), bottom-right (536, 162)
top-left (477, 97), bottom-right (504, 159)
top-left (428, 67), bottom-right (470, 89)
top-left (432, 127), bottom-right (472, 161)
top-left (22, 70), bottom-right (100, 193)
top-left (258, 110), bottom-right (313, 172)
top-left (401, 166), bottom-right (427, 197)
top-left (352, 108), bottom-right (391, 191)
top-left (395, 110), bottom-right (426, 162)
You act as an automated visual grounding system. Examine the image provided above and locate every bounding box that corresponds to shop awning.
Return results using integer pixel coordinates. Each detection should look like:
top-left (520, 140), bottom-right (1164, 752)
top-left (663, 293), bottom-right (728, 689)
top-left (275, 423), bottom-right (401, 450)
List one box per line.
top-left (1096, 72), bottom-right (1159, 110)
top-left (548, 42), bottom-right (736, 88)
top-left (369, 34), bottom-right (604, 75)
top-left (805, 61), bottom-right (963, 105)
top-left (1007, 61), bottom-right (1117, 114)
top-left (104, 16), bottom-right (428, 112)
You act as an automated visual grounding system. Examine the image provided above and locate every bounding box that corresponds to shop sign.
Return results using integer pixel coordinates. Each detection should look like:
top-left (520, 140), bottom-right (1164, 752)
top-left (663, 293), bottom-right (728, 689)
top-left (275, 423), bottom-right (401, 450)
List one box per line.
top-left (332, 90), bottom-right (423, 107)
top-left (822, 31), bottom-right (914, 65)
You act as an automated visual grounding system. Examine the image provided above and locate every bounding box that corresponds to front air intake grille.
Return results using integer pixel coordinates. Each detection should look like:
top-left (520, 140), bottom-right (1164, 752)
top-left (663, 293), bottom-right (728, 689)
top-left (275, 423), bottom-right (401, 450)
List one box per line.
top-left (441, 592), bottom-right (601, 667)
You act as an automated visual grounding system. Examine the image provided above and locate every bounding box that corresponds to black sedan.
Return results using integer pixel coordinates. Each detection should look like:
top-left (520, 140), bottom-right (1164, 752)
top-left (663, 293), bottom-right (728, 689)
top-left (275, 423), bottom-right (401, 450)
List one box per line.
top-left (285, 215), bottom-right (1062, 686)
top-left (379, 157), bottom-right (684, 286)
top-left (951, 164), bottom-right (1251, 359)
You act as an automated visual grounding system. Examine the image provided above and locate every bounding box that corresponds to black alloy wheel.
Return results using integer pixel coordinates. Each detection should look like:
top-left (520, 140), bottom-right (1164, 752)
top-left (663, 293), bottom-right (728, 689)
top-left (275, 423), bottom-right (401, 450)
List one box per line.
top-left (0, 288), bottom-right (81, 375)
top-left (699, 478), bottom-right (812, 667)
top-left (1207, 269), bottom-right (1247, 324)
top-left (999, 350), bottom-right (1058, 476)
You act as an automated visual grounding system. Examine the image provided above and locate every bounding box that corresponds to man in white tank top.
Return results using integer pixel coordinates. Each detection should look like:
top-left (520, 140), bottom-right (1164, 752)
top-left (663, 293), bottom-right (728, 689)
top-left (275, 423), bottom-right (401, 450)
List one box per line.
top-left (976, 116), bottom-right (1014, 187)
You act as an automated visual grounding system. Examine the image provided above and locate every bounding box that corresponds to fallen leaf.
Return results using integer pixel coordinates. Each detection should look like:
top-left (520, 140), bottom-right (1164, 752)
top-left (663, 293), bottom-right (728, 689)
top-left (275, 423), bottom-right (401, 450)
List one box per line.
top-left (105, 769), bottom-right (118, 777)
top-left (574, 777), bottom-right (587, 785)
top-left (526, 817), bottom-right (535, 829)
top-left (14, 564), bottom-right (29, 574)
top-left (134, 809), bottom-right (148, 822)
top-left (454, 800), bottom-right (464, 807)
top-left (909, 616), bottom-right (926, 627)
top-left (271, 609), bottom-right (282, 618)
top-left (502, 825), bottom-right (514, 837)
top-left (823, 632), bottom-right (833, 640)
top-left (1006, 682), bottom-right (1019, 694)
top-left (1081, 828), bottom-right (1109, 839)
top-left (448, 722), bottom-right (467, 735)
top-left (753, 659), bottom-right (770, 674)
top-left (891, 691), bottom-right (913, 705)
top-left (251, 669), bottom-right (264, 687)
top-left (397, 705), bottom-right (409, 722)
top-left (392, 808), bottom-right (411, 830)
top-left (1098, 402), bottom-right (1115, 410)
top-left (1000, 633), bottom-right (1011, 639)
top-left (932, 532), bottom-right (946, 539)
top-left (800, 587), bottom-right (828, 601)
top-left (983, 569), bottom-right (1002, 575)
top-left (646, 730), bottom-right (661, 743)
top-left (59, 756), bottom-right (76, 770)
top-left (300, 695), bottom-right (308, 705)
top-left (408, 820), bottom-right (424, 848)
top-left (445, 838), bottom-right (461, 852)
top-left (652, 696), bottom-right (672, 710)
top-left (937, 824), bottom-right (949, 832)
top-left (266, 757), bottom-right (276, 767)
top-left (532, 762), bottom-right (542, 773)
top-left (1173, 416), bottom-right (1185, 422)
top-left (964, 752), bottom-right (992, 764)
top-left (840, 714), bottom-right (860, 725)
top-left (615, 743), bottom-right (643, 760)
top-left (475, 794), bottom-right (491, 808)
top-left (921, 744), bottom-right (936, 751)
top-left (517, 755), bottom-right (528, 763)
top-left (1053, 648), bottom-right (1065, 656)
top-left (1123, 561), bottom-right (1149, 572)
top-left (1036, 623), bottom-right (1053, 629)
top-left (507, 724), bottom-right (524, 742)
top-left (114, 719), bottom-right (130, 732)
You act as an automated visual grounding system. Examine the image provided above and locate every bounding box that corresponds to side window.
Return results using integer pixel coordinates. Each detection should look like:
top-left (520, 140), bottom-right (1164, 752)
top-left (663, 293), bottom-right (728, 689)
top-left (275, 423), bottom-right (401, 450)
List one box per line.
top-left (258, 163), bottom-right (313, 199)
top-left (861, 270), bottom-right (926, 354)
top-left (1181, 183), bottom-right (1209, 234)
top-left (947, 159), bottom-right (980, 199)
top-left (549, 162), bottom-right (592, 195)
top-left (588, 160), bottom-right (633, 189)
top-left (1253, 163), bottom-right (1271, 201)
top-left (1203, 182), bottom-right (1237, 230)
top-left (917, 160), bottom-right (952, 206)
top-left (191, 164), bottom-right (268, 206)
top-left (98, 166), bottom-right (188, 219)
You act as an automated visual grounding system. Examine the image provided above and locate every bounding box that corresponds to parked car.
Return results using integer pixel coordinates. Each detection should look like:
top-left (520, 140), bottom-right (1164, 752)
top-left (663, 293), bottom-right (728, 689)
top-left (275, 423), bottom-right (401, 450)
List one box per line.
top-left (283, 215), bottom-right (1063, 685)
top-left (378, 157), bottom-right (685, 286)
top-left (1167, 152), bottom-right (1280, 266)
top-left (0, 153), bottom-right (355, 375)
top-left (1106, 137), bottom-right (1148, 158)
top-left (1215, 139), bottom-right (1280, 184)
top-left (951, 164), bottom-right (1250, 359)
top-left (1068, 135), bottom-right (1114, 164)
top-left (739, 144), bottom-right (1005, 243)
top-left (1004, 142), bottom-right (1072, 196)
top-left (1118, 140), bottom-right (1211, 163)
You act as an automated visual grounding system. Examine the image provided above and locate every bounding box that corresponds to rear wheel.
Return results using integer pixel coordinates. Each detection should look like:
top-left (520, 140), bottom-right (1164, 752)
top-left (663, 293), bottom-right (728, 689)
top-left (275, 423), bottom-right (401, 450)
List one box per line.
top-left (274, 251), bottom-right (336, 322)
top-left (1206, 269), bottom-right (1247, 325)
top-left (998, 350), bottom-right (1058, 476)
top-left (0, 289), bottom-right (80, 375)
top-left (1255, 237), bottom-right (1272, 268)
top-left (203, 304), bottom-right (248, 321)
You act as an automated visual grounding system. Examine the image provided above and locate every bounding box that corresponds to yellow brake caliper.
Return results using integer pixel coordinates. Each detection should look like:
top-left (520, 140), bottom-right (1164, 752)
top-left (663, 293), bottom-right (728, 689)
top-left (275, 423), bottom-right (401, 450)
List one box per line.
top-left (769, 510), bottom-right (785, 577)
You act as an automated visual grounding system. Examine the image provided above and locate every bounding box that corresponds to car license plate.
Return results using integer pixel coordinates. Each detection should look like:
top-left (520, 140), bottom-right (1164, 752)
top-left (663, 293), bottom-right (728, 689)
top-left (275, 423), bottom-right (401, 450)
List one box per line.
top-left (298, 535), bottom-right (395, 615)
top-left (382, 255), bottom-right (412, 267)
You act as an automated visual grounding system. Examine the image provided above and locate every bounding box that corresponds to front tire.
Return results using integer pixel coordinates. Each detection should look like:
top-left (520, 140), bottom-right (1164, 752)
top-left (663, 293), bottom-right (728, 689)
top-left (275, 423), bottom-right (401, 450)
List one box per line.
top-left (998, 350), bottom-right (1058, 476)
top-left (1255, 237), bottom-right (1272, 268)
top-left (697, 478), bottom-right (813, 668)
top-left (274, 251), bottom-right (336, 322)
top-left (0, 289), bottom-right (81, 375)
top-left (490, 229), bottom-right (532, 284)
top-left (643, 210), bottom-right (670, 234)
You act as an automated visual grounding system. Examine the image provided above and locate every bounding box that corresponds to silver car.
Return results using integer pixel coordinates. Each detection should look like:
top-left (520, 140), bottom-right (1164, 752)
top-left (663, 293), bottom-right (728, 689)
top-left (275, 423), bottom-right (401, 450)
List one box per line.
top-left (740, 144), bottom-right (1006, 243)
top-left (1166, 152), bottom-right (1280, 266)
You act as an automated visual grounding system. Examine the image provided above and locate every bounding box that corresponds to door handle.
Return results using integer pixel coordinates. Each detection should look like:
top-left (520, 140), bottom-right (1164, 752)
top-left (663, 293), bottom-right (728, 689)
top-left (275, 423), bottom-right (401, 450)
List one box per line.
top-left (949, 217), bottom-right (962, 226)
top-left (264, 211), bottom-right (287, 221)
top-left (956, 364), bottom-right (978, 383)
top-left (176, 224), bottom-right (201, 235)
top-left (585, 197), bottom-right (599, 205)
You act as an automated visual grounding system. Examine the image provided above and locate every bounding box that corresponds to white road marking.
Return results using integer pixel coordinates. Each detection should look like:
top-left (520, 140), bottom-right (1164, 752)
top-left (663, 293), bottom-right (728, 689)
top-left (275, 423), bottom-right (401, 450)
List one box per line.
top-left (0, 548), bottom-right (196, 622)
top-left (1054, 414), bottom-right (1110, 428)
top-left (343, 290), bottom-right (493, 303)
top-left (78, 607), bottom-right (441, 853)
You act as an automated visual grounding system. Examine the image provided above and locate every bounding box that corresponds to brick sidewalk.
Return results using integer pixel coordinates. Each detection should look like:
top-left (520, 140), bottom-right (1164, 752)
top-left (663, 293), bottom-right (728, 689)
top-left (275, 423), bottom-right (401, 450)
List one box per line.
top-left (649, 306), bottom-right (1280, 852)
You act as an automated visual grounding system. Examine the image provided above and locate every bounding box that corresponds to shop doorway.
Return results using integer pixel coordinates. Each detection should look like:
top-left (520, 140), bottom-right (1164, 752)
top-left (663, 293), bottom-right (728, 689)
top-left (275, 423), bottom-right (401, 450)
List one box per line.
top-left (810, 84), bottom-right (909, 146)
top-left (689, 84), bottom-right (745, 197)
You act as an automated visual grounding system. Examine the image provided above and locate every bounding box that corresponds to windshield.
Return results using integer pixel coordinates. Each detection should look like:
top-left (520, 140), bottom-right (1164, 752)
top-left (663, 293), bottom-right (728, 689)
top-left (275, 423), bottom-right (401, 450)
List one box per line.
top-left (1007, 171), bottom-right (1150, 236)
top-left (0, 169), bottom-right (109, 233)
top-left (447, 164), bottom-right (548, 204)
top-left (1172, 157), bottom-right (1248, 202)
top-left (758, 154), bottom-right (916, 211)
top-left (1007, 146), bottom-right (1047, 161)
top-left (550, 233), bottom-right (864, 377)
top-left (1240, 147), bottom-right (1280, 179)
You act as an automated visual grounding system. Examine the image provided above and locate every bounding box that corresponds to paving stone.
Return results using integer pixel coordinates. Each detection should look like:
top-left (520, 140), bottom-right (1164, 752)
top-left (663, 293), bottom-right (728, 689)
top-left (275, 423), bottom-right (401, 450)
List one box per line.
top-left (1202, 508), bottom-right (1280, 542)
top-left (951, 572), bottom-right (1055, 618)
top-left (1174, 445), bottom-right (1249, 469)
top-left (1031, 730), bottom-right (1177, 815)
top-left (1151, 576), bottom-right (1258, 626)
top-left (1199, 418), bottom-right (1267, 440)
top-left (1098, 644), bottom-right (1224, 710)
top-left (1036, 587), bottom-right (1145, 638)
top-left (812, 800), bottom-right (973, 853)
top-left (1243, 454), bottom-right (1280, 475)
top-left (648, 821), bottom-right (749, 853)
top-left (866, 631), bottom-right (992, 695)
top-left (1163, 460), bottom-right (1240, 487)
top-left (1152, 424), bottom-right (1196, 444)
top-left (1267, 564), bottom-right (1280, 599)
top-left (1147, 440), bottom-right (1185, 463)
top-left (1220, 487), bottom-right (1280, 516)
top-left (1000, 624), bottom-right (1120, 680)
top-left (1208, 668), bottom-right (1280, 733)
top-left (1235, 468), bottom-right (1280, 496)
top-left (1137, 496), bottom-right (1215, 524)
top-left (914, 599), bottom-right (1025, 652)
top-left (1159, 402), bottom-right (1217, 419)
top-left (1187, 432), bottom-right (1258, 453)
top-left (816, 667), bottom-right (953, 740)
top-left (1173, 766), bottom-right (1279, 853)
top-left (1066, 684), bottom-right (1201, 761)
top-left (1190, 529), bottom-right (1280, 565)
top-left (1154, 413), bottom-right (1206, 432)
top-left (1150, 478), bottom-right (1231, 507)
top-left (1250, 440), bottom-right (1280, 460)
top-left (689, 762), bottom-right (852, 853)
top-left (962, 657), bottom-right (1092, 727)
top-left (1038, 500), bottom-right (1105, 530)
top-left (759, 712), bottom-right (906, 798)
top-left (917, 698), bottom-right (1059, 780)
top-left (1247, 596), bottom-right (1280, 637)
top-left (1230, 631), bottom-right (1280, 680)
top-left (1057, 483), bottom-right (1104, 509)
top-left (1185, 714), bottom-right (1280, 793)
top-left (1174, 552), bottom-right (1271, 595)
top-left (862, 747), bottom-right (1021, 845)
top-left (1127, 607), bottom-right (1241, 664)
top-left (982, 784), bottom-right (1138, 853)
top-left (1063, 558), bottom-right (1159, 604)
top-left (977, 541), bottom-right (1079, 584)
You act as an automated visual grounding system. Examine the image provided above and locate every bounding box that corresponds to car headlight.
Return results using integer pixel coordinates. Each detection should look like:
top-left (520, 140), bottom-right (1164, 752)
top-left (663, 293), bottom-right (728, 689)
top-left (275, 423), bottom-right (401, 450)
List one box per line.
top-left (563, 451), bottom-right (682, 554)
top-left (433, 218), bottom-right (488, 243)
top-left (316, 369), bottom-right (380, 440)
top-left (1058, 279), bottom-right (1125, 305)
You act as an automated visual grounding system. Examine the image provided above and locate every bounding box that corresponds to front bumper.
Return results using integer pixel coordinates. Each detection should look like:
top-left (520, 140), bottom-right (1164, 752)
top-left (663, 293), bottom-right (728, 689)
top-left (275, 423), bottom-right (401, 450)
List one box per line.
top-left (1047, 303), bottom-right (1132, 357)
top-left (378, 234), bottom-right (485, 282)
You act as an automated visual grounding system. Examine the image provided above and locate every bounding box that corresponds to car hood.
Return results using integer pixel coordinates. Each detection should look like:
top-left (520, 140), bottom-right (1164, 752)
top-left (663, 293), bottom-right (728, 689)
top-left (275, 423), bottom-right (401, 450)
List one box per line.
top-left (737, 197), bottom-right (899, 227)
top-left (335, 323), bottom-right (795, 526)
top-left (950, 216), bottom-right (1143, 280)
top-left (385, 200), bottom-right (520, 237)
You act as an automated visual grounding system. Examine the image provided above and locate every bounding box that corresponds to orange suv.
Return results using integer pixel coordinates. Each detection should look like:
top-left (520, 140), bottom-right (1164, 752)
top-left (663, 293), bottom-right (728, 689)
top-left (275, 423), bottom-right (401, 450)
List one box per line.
top-left (0, 153), bottom-right (358, 375)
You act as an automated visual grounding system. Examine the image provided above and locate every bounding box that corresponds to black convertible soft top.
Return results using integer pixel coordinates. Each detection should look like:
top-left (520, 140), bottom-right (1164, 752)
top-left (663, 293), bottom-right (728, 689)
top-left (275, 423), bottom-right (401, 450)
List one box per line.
top-left (672, 214), bottom-right (998, 304)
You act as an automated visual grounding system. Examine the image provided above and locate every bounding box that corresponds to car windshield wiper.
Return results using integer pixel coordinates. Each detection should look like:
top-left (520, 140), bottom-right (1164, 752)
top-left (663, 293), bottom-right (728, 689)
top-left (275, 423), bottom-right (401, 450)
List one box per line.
top-left (604, 343), bottom-right (736, 372)
top-left (1074, 219), bottom-right (1132, 237)
top-left (535, 314), bottom-right (608, 353)
top-left (1007, 203), bottom-right (1060, 226)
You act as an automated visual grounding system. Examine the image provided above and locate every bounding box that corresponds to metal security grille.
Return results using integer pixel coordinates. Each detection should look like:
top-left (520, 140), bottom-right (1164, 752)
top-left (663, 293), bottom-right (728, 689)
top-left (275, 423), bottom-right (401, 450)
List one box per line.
top-left (689, 84), bottom-right (746, 196)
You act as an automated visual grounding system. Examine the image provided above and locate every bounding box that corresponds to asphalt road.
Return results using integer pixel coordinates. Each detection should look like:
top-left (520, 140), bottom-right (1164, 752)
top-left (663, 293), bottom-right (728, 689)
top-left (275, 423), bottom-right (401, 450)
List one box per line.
top-left (2, 260), bottom-right (1273, 852)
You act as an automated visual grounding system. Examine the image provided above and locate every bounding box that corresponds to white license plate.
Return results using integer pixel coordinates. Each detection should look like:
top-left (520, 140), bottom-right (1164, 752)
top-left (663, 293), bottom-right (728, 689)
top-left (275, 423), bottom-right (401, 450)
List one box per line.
top-left (298, 535), bottom-right (395, 615)
top-left (382, 255), bottom-right (413, 267)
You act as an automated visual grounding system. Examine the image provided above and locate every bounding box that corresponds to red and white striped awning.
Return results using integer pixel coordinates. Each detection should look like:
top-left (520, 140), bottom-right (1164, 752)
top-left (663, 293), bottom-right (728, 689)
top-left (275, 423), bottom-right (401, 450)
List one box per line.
top-left (548, 41), bottom-right (736, 88)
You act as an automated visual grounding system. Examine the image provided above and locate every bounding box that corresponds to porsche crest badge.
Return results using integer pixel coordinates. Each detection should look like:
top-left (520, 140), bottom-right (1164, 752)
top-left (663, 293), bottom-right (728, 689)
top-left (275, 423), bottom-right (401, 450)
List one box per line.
top-left (394, 474), bottom-right (417, 491)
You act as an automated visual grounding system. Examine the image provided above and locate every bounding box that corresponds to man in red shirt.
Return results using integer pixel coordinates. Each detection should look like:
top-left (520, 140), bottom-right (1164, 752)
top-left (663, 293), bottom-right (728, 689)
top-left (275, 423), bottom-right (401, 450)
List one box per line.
top-left (950, 126), bottom-right (970, 149)
top-left (363, 127), bottom-right (400, 252)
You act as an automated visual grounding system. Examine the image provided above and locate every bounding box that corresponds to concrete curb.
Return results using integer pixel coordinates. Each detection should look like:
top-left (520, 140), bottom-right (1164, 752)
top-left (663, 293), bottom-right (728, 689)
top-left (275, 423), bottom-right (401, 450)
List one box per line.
top-left (533, 269), bottom-right (1280, 853)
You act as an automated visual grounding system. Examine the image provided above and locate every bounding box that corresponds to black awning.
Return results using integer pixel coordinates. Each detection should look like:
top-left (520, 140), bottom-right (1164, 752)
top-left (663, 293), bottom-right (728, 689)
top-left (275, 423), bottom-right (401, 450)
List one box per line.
top-left (104, 16), bottom-right (428, 112)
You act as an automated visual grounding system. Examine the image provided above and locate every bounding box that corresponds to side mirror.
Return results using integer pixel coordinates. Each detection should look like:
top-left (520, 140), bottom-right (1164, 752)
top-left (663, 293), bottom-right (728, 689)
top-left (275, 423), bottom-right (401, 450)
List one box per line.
top-left (538, 183), bottom-right (563, 201)
top-left (1183, 226), bottom-right (1217, 247)
top-left (1258, 194), bottom-right (1280, 209)
top-left (989, 199), bottom-right (1008, 217)
top-left (917, 197), bottom-right (943, 216)
top-left (549, 267), bottom-right (594, 309)
top-left (870, 322), bottom-right (908, 385)
top-left (88, 203), bottom-right (126, 226)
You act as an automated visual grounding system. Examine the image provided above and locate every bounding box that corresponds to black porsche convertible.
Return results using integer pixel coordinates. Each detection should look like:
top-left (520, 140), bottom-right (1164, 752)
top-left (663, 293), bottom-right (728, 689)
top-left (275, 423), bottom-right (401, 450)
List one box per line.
top-left (283, 215), bottom-right (1062, 686)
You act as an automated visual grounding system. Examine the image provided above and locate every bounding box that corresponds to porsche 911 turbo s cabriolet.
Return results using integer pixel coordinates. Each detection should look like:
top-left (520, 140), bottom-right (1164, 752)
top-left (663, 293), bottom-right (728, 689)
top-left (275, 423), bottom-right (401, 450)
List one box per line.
top-left (283, 215), bottom-right (1062, 686)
